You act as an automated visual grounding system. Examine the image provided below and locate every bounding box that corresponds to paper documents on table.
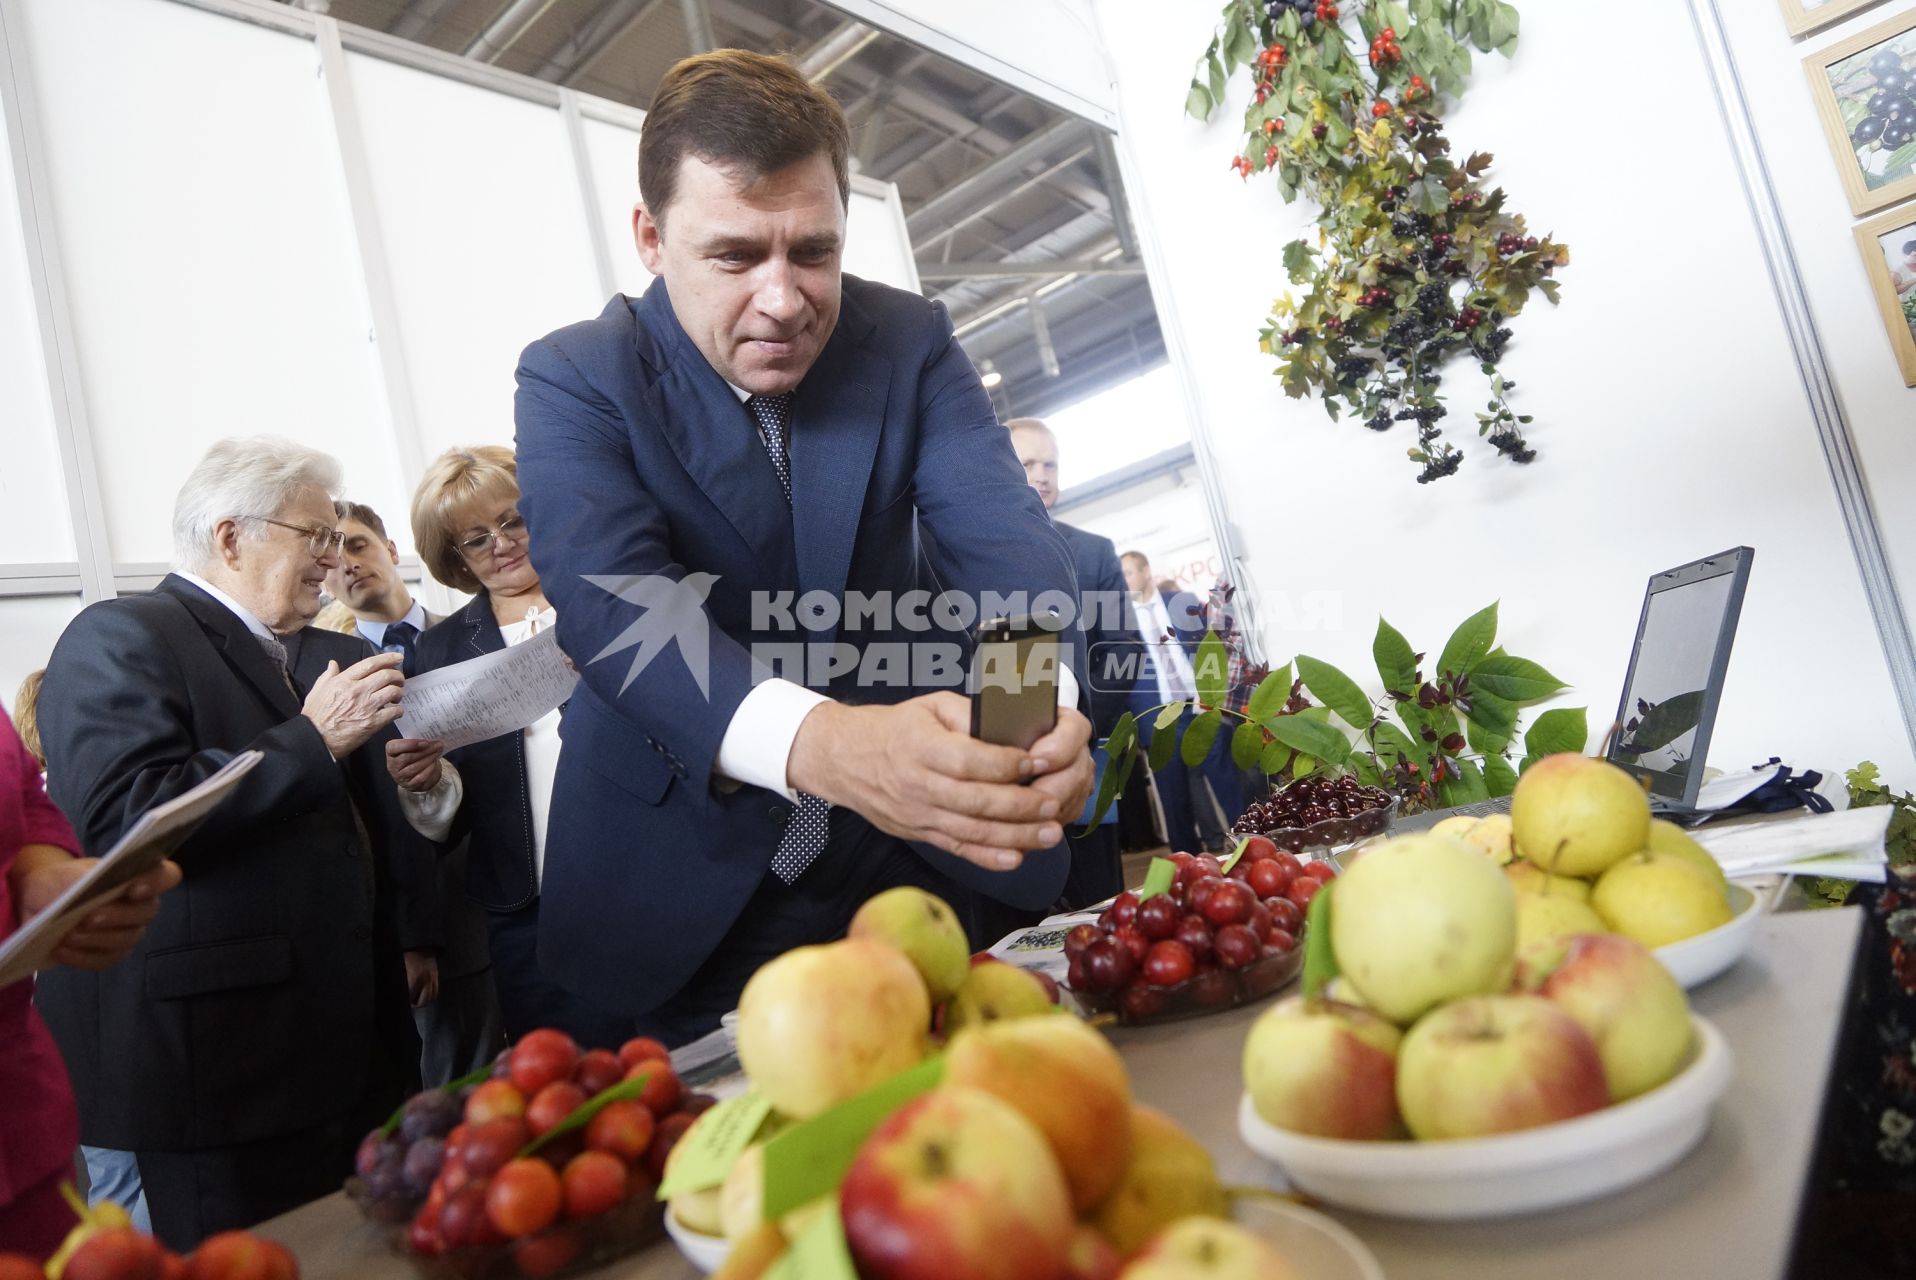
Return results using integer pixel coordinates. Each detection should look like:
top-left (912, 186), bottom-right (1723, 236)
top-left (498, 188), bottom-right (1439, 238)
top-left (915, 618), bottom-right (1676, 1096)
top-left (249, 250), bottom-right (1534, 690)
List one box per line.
top-left (1690, 804), bottom-right (1892, 883)
top-left (0, 750), bottom-right (263, 988)
top-left (395, 626), bottom-right (578, 751)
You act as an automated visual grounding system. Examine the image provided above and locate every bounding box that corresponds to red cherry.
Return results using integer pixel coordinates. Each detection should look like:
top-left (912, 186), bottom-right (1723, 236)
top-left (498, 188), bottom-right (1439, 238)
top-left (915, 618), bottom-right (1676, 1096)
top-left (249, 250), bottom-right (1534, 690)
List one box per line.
top-left (1142, 940), bottom-right (1196, 988)
top-left (1287, 877), bottom-right (1323, 909)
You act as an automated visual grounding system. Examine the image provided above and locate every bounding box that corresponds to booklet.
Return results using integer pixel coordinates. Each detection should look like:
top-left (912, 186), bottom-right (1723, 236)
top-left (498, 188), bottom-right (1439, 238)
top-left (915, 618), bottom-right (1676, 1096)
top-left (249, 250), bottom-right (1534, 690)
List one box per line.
top-left (1690, 803), bottom-right (1892, 883)
top-left (394, 626), bottom-right (577, 751)
top-left (0, 750), bottom-right (263, 988)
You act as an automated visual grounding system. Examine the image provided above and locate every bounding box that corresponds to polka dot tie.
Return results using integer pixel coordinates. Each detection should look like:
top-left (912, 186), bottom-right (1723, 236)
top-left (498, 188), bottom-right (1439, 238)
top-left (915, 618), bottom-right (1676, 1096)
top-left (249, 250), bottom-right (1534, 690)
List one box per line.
top-left (748, 392), bottom-right (832, 884)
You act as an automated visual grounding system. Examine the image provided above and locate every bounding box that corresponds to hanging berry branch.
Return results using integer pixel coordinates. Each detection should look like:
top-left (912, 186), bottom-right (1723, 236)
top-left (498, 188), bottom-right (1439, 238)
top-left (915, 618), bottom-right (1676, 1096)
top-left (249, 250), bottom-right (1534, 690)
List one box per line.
top-left (1190, 0), bottom-right (1568, 483)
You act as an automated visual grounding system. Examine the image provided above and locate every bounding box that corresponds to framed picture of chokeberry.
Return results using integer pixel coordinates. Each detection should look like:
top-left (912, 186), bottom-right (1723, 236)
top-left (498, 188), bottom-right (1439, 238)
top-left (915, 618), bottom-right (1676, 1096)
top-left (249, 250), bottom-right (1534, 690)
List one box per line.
top-left (1852, 203), bottom-right (1916, 384)
top-left (1808, 11), bottom-right (1916, 215)
top-left (1781, 0), bottom-right (1888, 39)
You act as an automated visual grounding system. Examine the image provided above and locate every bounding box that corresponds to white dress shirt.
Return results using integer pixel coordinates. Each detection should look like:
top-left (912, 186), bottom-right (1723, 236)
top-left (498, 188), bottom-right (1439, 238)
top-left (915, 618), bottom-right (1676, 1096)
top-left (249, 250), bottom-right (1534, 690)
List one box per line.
top-left (176, 570), bottom-right (276, 643)
top-left (1133, 592), bottom-right (1198, 703)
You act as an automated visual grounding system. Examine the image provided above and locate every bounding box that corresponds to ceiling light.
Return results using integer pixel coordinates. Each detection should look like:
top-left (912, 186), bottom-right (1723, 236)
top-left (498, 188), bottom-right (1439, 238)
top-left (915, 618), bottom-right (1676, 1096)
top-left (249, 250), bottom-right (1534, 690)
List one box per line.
top-left (980, 366), bottom-right (1004, 389)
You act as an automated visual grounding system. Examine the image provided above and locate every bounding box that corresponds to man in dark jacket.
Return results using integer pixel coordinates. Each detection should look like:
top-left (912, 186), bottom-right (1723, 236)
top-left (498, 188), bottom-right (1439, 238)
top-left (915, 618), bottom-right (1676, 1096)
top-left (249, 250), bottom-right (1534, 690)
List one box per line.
top-left (37, 438), bottom-right (436, 1249)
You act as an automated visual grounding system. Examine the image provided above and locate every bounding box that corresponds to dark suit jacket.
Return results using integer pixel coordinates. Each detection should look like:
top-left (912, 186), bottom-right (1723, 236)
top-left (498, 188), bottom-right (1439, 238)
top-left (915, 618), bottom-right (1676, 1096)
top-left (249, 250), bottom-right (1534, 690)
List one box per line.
top-left (1126, 588), bottom-right (1210, 715)
top-left (413, 594), bottom-right (542, 921)
top-left (1055, 521), bottom-right (1138, 737)
top-left (36, 575), bottom-right (433, 1150)
top-left (513, 275), bottom-right (1080, 1015)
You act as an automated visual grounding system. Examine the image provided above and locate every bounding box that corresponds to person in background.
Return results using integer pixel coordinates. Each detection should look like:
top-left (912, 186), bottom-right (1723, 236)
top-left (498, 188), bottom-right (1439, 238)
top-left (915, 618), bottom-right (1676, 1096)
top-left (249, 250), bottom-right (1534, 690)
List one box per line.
top-left (34, 436), bottom-right (439, 1249)
top-left (1005, 418), bottom-right (1138, 907)
top-left (0, 705), bottom-right (180, 1260)
top-left (384, 447), bottom-right (630, 1050)
top-left (325, 500), bottom-right (504, 1084)
top-left (311, 597), bottom-right (359, 636)
top-left (1121, 550), bottom-right (1245, 852)
top-left (1205, 574), bottom-right (1272, 806)
top-left (511, 49), bottom-right (1090, 1043)
top-left (12, 672), bottom-right (45, 775)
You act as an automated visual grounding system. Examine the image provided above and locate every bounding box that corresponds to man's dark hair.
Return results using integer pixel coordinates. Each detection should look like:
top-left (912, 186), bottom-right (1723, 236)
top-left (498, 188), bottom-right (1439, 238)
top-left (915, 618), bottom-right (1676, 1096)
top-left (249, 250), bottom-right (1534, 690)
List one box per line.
top-left (640, 49), bottom-right (850, 227)
top-left (334, 499), bottom-right (388, 543)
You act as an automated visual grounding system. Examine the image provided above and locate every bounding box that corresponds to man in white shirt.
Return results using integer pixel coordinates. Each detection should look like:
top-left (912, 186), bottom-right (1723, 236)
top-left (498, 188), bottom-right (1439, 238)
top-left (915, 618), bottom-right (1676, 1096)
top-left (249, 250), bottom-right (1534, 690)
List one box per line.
top-left (324, 501), bottom-right (503, 1087)
top-left (1122, 551), bottom-right (1244, 852)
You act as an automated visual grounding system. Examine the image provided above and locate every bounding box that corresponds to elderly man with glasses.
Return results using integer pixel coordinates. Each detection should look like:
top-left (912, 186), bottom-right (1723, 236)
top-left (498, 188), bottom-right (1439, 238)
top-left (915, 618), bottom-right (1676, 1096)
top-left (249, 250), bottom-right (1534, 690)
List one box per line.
top-left (34, 436), bottom-right (442, 1249)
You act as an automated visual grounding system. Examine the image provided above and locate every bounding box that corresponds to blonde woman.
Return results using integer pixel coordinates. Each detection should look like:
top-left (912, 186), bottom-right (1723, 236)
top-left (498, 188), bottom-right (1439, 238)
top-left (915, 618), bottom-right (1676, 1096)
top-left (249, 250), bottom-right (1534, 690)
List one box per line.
top-left (386, 446), bottom-right (628, 1047)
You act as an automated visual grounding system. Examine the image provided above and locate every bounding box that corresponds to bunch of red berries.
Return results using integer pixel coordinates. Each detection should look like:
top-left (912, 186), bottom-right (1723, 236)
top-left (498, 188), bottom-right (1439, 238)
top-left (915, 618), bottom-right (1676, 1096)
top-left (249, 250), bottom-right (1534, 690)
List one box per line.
top-left (1453, 307), bottom-right (1484, 331)
top-left (1496, 232), bottom-right (1539, 255)
top-left (1263, 118), bottom-right (1284, 135)
top-left (1403, 74), bottom-right (1429, 103)
top-left (1371, 99), bottom-right (1393, 118)
top-left (1256, 44), bottom-right (1288, 74)
top-left (1230, 154), bottom-right (1253, 179)
top-left (1368, 25), bottom-right (1402, 66)
top-left (1358, 286), bottom-right (1391, 307)
top-left (1316, 1), bottom-right (1340, 20)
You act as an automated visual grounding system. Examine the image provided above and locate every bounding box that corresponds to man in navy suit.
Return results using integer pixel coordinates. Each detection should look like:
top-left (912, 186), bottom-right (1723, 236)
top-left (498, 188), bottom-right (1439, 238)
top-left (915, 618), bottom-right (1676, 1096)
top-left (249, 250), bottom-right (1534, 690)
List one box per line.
top-left (513, 50), bottom-right (1093, 1042)
top-left (1005, 419), bottom-right (1136, 907)
top-left (1122, 551), bottom-right (1245, 852)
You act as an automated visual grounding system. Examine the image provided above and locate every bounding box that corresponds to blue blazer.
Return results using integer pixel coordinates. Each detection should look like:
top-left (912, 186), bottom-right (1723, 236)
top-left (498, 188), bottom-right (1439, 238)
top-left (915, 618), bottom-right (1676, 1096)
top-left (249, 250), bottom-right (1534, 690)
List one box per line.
top-left (514, 275), bottom-right (1080, 1015)
top-left (1055, 521), bottom-right (1138, 737)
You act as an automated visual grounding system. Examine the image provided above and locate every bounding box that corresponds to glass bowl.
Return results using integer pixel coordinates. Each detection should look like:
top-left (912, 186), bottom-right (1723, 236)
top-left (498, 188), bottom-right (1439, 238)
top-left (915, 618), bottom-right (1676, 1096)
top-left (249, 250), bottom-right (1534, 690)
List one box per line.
top-left (1066, 943), bottom-right (1302, 1026)
top-left (362, 1190), bottom-right (664, 1280)
top-left (1233, 788), bottom-right (1399, 857)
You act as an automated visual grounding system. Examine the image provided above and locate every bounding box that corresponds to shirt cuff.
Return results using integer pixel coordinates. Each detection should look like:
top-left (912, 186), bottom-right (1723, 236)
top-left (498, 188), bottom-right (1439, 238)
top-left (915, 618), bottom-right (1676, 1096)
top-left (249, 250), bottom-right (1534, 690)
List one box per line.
top-left (399, 758), bottom-right (464, 842)
top-left (1057, 664), bottom-right (1082, 718)
top-left (716, 679), bottom-right (832, 801)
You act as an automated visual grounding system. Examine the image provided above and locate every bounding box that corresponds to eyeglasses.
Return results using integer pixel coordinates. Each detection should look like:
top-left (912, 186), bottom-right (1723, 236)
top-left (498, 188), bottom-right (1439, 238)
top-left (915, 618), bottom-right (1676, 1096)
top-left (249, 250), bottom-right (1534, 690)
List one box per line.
top-left (457, 513), bottom-right (528, 557)
top-left (250, 516), bottom-right (346, 558)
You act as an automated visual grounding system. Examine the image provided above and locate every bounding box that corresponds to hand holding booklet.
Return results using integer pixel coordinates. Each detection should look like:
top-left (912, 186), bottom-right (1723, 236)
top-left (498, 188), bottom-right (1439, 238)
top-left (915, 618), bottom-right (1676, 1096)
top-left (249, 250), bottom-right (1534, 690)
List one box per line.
top-left (0, 750), bottom-right (262, 988)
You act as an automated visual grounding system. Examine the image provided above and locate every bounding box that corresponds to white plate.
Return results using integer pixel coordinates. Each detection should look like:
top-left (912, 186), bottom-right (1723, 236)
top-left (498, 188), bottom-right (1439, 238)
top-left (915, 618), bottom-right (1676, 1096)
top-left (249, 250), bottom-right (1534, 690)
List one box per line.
top-left (1237, 1013), bottom-right (1732, 1220)
top-left (1653, 882), bottom-right (1762, 988)
top-left (664, 1209), bottom-right (731, 1273)
top-left (1232, 1194), bottom-right (1384, 1280)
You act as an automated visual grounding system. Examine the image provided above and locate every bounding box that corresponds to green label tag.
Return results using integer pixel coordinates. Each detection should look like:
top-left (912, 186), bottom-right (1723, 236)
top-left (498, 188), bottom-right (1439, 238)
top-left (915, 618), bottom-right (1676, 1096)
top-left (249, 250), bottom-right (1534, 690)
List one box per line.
top-left (761, 1055), bottom-right (944, 1220)
top-left (1138, 856), bottom-right (1176, 900)
top-left (765, 1196), bottom-right (857, 1280)
top-left (1219, 835), bottom-right (1252, 875)
top-left (655, 1090), bottom-right (774, 1199)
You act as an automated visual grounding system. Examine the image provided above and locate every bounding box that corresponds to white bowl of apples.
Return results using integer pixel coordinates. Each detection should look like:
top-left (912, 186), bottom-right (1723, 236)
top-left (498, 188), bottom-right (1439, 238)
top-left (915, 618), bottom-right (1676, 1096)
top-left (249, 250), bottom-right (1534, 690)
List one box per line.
top-left (1238, 1011), bottom-right (1731, 1219)
top-left (1652, 881), bottom-right (1763, 989)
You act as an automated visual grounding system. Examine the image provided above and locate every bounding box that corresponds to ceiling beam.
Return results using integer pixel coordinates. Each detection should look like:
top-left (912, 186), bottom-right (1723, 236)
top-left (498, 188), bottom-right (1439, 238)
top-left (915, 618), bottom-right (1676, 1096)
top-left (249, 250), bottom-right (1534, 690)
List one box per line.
top-left (462, 0), bottom-right (562, 62)
top-left (796, 20), bottom-right (879, 82)
top-left (679, 0), bottom-right (717, 53)
top-left (904, 116), bottom-right (1085, 238)
top-left (387, 0), bottom-right (464, 42)
top-left (917, 258), bottom-right (1145, 282)
top-left (523, 0), bottom-right (666, 85)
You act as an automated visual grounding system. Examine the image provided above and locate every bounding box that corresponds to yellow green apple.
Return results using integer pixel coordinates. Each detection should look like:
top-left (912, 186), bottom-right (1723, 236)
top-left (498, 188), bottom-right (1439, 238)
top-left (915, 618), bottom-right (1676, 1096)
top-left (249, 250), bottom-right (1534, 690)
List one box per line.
top-left (1395, 994), bottom-right (1610, 1140)
top-left (1461, 813), bottom-right (1516, 864)
top-left (1504, 858), bottom-right (1593, 903)
top-left (711, 1220), bottom-right (785, 1280)
top-left (1592, 852), bottom-right (1733, 948)
top-left (1530, 933), bottom-right (1693, 1101)
top-left (1510, 753), bottom-right (1649, 878)
top-left (1330, 833), bottom-right (1518, 1025)
top-left (1063, 1225), bottom-right (1123, 1280)
top-left (1514, 894), bottom-right (1608, 957)
top-left (664, 1130), bottom-right (725, 1236)
top-left (736, 938), bottom-right (929, 1119)
top-left (849, 886), bottom-right (972, 1002)
top-left (1646, 819), bottom-right (1728, 895)
top-left (839, 1086), bottom-right (1074, 1280)
top-left (1242, 996), bottom-right (1404, 1140)
top-left (1089, 1105), bottom-right (1227, 1257)
top-left (945, 1012), bottom-right (1133, 1212)
top-left (1429, 815), bottom-right (1481, 840)
top-left (1118, 1216), bottom-right (1297, 1280)
top-left (946, 960), bottom-right (1057, 1034)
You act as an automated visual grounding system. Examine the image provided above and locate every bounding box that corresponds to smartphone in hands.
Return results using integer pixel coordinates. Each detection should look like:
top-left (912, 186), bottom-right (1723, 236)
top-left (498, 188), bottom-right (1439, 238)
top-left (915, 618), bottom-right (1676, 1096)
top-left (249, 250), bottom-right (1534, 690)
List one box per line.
top-left (969, 614), bottom-right (1060, 750)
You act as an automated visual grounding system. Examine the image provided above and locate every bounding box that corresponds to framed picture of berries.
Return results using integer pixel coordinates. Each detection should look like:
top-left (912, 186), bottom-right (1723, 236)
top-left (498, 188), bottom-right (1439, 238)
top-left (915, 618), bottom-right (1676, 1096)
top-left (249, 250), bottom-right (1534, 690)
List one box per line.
top-left (1851, 202), bottom-right (1916, 384)
top-left (1780, 0), bottom-right (1889, 39)
top-left (1807, 10), bottom-right (1916, 215)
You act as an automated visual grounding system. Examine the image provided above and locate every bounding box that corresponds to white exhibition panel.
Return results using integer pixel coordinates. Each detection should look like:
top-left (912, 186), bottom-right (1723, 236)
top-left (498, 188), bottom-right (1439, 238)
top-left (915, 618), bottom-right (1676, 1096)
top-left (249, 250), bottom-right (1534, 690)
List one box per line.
top-left (16, 0), bottom-right (391, 565)
top-left (345, 52), bottom-right (602, 467)
top-left (1096, 0), bottom-right (1916, 783)
top-left (844, 181), bottom-right (920, 296)
top-left (0, 77), bottom-right (71, 565)
top-left (0, 595), bottom-right (82, 718)
top-left (581, 114), bottom-right (651, 299)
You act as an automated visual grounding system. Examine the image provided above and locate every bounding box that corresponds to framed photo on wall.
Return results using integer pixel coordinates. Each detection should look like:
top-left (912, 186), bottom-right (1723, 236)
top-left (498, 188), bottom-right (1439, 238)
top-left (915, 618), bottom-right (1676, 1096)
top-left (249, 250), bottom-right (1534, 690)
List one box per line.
top-left (1853, 203), bottom-right (1916, 384)
top-left (1807, 10), bottom-right (1916, 215)
top-left (1781, 0), bottom-right (1889, 38)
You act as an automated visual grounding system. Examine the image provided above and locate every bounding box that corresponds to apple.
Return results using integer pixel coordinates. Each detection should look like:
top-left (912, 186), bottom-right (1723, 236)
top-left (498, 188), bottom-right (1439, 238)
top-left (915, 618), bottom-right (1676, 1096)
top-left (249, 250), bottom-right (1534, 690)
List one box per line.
top-left (1531, 932), bottom-right (1694, 1101)
top-left (1079, 937), bottom-right (1137, 994)
top-left (1118, 1217), bottom-right (1296, 1280)
top-left (1062, 1225), bottom-right (1122, 1280)
top-left (1514, 893), bottom-right (1609, 957)
top-left (945, 1013), bottom-right (1134, 1212)
top-left (736, 938), bottom-right (930, 1119)
top-left (718, 1140), bottom-right (769, 1241)
top-left (1329, 833), bottom-right (1517, 1025)
top-left (946, 961), bottom-right (1057, 1033)
top-left (1395, 994), bottom-right (1609, 1140)
top-left (664, 1130), bottom-right (725, 1237)
top-left (1242, 996), bottom-right (1403, 1140)
top-left (840, 1086), bottom-right (1073, 1280)
top-left (1510, 753), bottom-right (1649, 878)
top-left (1429, 815), bottom-right (1480, 840)
top-left (1460, 813), bottom-right (1516, 865)
top-left (711, 1221), bottom-right (787, 1280)
top-left (1592, 852), bottom-right (1733, 948)
top-left (1646, 818), bottom-right (1729, 894)
top-left (1088, 1105), bottom-right (1227, 1257)
top-left (1503, 859), bottom-right (1593, 903)
top-left (849, 886), bottom-right (973, 1002)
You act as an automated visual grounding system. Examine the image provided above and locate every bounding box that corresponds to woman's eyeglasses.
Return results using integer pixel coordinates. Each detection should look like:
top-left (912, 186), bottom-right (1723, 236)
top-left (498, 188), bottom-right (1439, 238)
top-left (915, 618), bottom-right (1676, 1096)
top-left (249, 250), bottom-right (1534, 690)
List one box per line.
top-left (251, 516), bottom-right (346, 558)
top-left (457, 513), bottom-right (528, 557)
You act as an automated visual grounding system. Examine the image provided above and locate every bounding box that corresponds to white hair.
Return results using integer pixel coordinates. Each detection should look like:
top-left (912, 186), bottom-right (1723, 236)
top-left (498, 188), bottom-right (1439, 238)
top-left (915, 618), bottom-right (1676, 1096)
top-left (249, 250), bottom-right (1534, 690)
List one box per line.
top-left (171, 436), bottom-right (343, 572)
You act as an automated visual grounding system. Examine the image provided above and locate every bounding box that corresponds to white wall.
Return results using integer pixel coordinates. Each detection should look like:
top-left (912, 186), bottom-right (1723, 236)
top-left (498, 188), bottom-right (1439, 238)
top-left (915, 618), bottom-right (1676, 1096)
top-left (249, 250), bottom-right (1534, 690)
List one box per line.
top-left (1095, 0), bottom-right (1916, 784)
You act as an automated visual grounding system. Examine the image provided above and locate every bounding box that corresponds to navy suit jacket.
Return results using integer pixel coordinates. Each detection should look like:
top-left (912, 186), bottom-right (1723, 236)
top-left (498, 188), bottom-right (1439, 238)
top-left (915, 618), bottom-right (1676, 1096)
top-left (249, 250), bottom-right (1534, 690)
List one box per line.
top-left (514, 275), bottom-right (1079, 1015)
top-left (1054, 521), bottom-right (1137, 737)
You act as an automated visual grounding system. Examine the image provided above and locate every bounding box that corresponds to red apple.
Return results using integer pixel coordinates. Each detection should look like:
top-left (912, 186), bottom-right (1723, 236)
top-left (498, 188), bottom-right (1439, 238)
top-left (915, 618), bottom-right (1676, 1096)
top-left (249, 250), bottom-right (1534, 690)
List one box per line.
top-left (1112, 924), bottom-right (1151, 966)
top-left (1063, 924), bottom-right (1101, 962)
top-left (1247, 857), bottom-right (1292, 900)
top-left (1242, 996), bottom-right (1404, 1140)
top-left (626, 1061), bottom-right (683, 1117)
top-left (840, 1087), bottom-right (1073, 1280)
top-left (1107, 892), bottom-right (1140, 928)
top-left (508, 1029), bottom-right (580, 1095)
top-left (1395, 994), bottom-right (1609, 1140)
top-left (511, 1227), bottom-right (582, 1279)
top-left (1263, 927), bottom-right (1297, 954)
top-left (1189, 968), bottom-right (1235, 1007)
top-left (0, 1258), bottom-right (43, 1280)
top-left (1120, 986), bottom-right (1167, 1021)
top-left (1186, 875), bottom-right (1222, 918)
top-left (439, 1181), bottom-right (504, 1249)
top-left (1173, 915), bottom-right (1214, 965)
top-left (1531, 933), bottom-right (1693, 1102)
top-left (1286, 877), bottom-right (1322, 909)
top-left (642, 1111), bottom-right (697, 1181)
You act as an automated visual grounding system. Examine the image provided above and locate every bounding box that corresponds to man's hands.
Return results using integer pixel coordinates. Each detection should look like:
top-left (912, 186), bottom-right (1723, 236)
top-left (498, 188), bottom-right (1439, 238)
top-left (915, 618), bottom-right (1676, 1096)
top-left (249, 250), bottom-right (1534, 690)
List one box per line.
top-left (403, 950), bottom-right (440, 1008)
top-left (303, 651), bottom-right (405, 757)
top-left (387, 738), bottom-right (446, 792)
top-left (786, 693), bottom-right (1094, 871)
top-left (11, 846), bottom-right (182, 972)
